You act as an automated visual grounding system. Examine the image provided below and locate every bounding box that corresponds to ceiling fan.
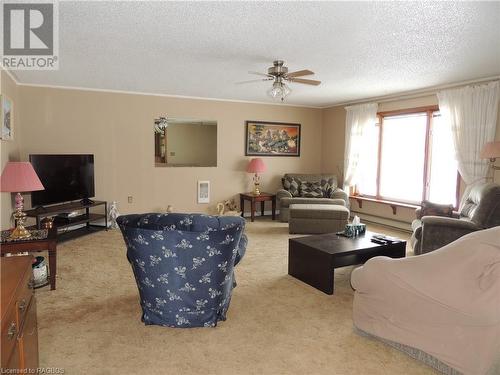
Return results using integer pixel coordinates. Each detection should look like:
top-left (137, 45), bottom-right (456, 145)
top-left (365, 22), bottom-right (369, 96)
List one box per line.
top-left (237, 60), bottom-right (321, 101)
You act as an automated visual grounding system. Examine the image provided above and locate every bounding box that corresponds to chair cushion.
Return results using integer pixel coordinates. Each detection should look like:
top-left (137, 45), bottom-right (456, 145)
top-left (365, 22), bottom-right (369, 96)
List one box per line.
top-left (420, 200), bottom-right (454, 217)
top-left (280, 197), bottom-right (346, 208)
top-left (290, 204), bottom-right (349, 219)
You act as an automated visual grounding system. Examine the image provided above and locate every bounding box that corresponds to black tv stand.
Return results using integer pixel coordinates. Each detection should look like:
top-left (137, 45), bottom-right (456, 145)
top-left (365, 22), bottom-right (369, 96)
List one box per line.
top-left (25, 200), bottom-right (107, 242)
top-left (80, 198), bottom-right (94, 205)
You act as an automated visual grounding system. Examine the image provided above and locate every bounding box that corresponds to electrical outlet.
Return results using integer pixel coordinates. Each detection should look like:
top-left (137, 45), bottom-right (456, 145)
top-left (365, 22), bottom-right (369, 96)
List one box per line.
top-left (170, 151), bottom-right (176, 156)
top-left (128, 196), bottom-right (133, 203)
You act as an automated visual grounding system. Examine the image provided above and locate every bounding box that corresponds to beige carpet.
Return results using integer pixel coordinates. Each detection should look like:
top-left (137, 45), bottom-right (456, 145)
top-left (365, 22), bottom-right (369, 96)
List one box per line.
top-left (35, 219), bottom-right (435, 375)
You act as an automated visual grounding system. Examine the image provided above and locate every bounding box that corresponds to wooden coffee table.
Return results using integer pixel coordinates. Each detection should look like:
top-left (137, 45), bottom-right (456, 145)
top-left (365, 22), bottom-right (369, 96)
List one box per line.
top-left (288, 231), bottom-right (406, 294)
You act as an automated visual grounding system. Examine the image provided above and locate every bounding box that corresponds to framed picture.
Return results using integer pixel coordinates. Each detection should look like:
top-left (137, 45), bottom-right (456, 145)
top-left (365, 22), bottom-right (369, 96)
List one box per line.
top-left (197, 180), bottom-right (210, 204)
top-left (245, 120), bottom-right (300, 157)
top-left (1, 95), bottom-right (13, 141)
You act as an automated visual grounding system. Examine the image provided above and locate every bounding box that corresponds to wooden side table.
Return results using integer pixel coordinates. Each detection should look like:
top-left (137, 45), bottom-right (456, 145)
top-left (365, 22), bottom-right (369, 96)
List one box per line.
top-left (240, 192), bottom-right (276, 222)
top-left (1, 228), bottom-right (57, 290)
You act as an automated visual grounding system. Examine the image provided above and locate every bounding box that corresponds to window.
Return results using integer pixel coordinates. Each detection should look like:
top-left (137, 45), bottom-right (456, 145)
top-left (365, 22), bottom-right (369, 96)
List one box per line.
top-left (356, 107), bottom-right (459, 206)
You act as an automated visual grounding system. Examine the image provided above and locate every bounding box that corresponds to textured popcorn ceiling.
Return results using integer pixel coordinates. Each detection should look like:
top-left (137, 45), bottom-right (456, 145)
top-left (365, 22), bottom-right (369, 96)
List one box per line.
top-left (13, 1), bottom-right (500, 107)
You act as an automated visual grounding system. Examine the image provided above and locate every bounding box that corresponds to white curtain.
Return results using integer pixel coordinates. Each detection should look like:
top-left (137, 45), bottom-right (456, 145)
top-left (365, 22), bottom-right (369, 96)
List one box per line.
top-left (343, 103), bottom-right (378, 191)
top-left (437, 81), bottom-right (499, 185)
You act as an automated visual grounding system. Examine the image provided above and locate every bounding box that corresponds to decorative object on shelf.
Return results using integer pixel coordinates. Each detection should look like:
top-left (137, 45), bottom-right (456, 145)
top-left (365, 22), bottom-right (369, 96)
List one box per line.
top-left (197, 180), bottom-right (210, 204)
top-left (109, 201), bottom-right (120, 229)
top-left (216, 199), bottom-right (241, 216)
top-left (236, 60), bottom-right (321, 102)
top-left (0, 162), bottom-right (44, 240)
top-left (154, 116), bottom-right (168, 134)
top-left (245, 121), bottom-right (301, 156)
top-left (1, 95), bottom-right (13, 140)
top-left (247, 158), bottom-right (267, 196)
top-left (480, 141), bottom-right (500, 171)
top-left (40, 217), bottom-right (54, 229)
top-left (166, 205), bottom-right (174, 213)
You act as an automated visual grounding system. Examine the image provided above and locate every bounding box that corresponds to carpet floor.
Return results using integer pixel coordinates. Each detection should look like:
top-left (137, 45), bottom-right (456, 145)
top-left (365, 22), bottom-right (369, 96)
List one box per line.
top-left (35, 219), bottom-right (436, 375)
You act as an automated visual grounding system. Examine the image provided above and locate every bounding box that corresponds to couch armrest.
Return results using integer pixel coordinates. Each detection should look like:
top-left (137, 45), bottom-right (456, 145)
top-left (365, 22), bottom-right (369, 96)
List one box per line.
top-left (329, 188), bottom-right (348, 206)
top-left (420, 216), bottom-right (480, 253)
top-left (276, 189), bottom-right (293, 201)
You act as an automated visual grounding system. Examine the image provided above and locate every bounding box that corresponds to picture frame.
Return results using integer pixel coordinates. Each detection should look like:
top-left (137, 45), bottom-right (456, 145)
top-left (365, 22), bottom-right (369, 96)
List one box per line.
top-left (245, 120), bottom-right (301, 157)
top-left (1, 95), bottom-right (13, 141)
top-left (197, 180), bottom-right (210, 204)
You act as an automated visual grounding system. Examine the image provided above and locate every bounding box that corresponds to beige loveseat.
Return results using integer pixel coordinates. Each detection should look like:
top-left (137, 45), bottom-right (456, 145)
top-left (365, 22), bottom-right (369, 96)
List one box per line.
top-left (276, 173), bottom-right (348, 222)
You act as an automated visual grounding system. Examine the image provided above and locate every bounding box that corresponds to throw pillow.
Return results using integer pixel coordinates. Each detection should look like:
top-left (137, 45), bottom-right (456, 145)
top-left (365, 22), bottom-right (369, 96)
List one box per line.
top-left (320, 177), bottom-right (336, 198)
top-left (282, 176), bottom-right (300, 197)
top-left (300, 181), bottom-right (323, 198)
top-left (420, 200), bottom-right (454, 217)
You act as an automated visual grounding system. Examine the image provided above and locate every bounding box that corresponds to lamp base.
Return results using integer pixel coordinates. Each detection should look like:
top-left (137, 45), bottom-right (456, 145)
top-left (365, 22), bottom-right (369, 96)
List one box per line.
top-left (9, 224), bottom-right (32, 240)
top-left (9, 193), bottom-right (32, 240)
top-left (253, 183), bottom-right (261, 196)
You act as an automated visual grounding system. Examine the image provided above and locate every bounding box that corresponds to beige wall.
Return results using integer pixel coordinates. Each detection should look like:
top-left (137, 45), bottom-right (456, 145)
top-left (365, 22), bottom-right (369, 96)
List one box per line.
top-left (321, 94), bottom-right (500, 227)
top-left (15, 85), bottom-right (322, 226)
top-left (165, 123), bottom-right (217, 166)
top-left (3, 75), bottom-right (499, 231)
top-left (0, 70), bottom-right (21, 229)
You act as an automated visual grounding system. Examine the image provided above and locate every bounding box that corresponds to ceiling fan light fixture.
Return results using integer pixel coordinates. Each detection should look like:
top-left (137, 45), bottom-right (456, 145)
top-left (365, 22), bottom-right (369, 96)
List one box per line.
top-left (154, 116), bottom-right (168, 133)
top-left (267, 81), bottom-right (291, 101)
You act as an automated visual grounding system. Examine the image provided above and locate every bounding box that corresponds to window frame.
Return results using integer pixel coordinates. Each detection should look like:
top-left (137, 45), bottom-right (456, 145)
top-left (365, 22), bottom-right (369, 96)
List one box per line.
top-left (359, 105), bottom-right (460, 208)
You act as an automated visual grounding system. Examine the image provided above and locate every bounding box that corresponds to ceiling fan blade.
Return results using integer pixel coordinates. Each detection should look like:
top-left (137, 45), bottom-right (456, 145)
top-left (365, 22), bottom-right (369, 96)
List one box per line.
top-left (235, 78), bottom-right (273, 85)
top-left (288, 78), bottom-right (321, 86)
top-left (286, 69), bottom-right (314, 78)
top-left (248, 71), bottom-right (273, 78)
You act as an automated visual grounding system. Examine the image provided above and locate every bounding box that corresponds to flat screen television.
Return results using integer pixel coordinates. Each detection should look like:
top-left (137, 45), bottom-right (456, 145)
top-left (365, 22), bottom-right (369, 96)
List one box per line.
top-left (29, 154), bottom-right (95, 207)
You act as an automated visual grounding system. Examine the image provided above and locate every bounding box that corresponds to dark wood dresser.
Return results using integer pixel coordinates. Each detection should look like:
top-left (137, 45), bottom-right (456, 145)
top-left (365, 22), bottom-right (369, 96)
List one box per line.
top-left (1, 256), bottom-right (39, 370)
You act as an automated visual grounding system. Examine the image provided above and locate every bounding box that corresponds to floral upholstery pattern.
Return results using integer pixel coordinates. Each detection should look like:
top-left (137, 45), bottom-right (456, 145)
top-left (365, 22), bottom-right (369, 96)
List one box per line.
top-left (117, 213), bottom-right (247, 328)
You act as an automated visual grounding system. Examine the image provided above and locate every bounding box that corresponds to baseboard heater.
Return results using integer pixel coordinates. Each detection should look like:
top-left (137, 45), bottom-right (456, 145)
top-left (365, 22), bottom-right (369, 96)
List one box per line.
top-left (350, 211), bottom-right (412, 233)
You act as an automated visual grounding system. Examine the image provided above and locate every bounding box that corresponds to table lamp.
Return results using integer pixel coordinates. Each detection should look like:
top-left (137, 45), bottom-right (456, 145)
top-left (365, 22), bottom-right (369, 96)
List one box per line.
top-left (0, 162), bottom-right (44, 240)
top-left (247, 158), bottom-right (266, 196)
top-left (480, 141), bottom-right (500, 171)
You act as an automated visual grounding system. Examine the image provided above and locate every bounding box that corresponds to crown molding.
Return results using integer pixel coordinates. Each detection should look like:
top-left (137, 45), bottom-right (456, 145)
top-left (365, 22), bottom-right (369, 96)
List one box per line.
top-left (1, 68), bottom-right (20, 84)
top-left (13, 82), bottom-right (323, 109)
top-left (322, 75), bottom-right (500, 109)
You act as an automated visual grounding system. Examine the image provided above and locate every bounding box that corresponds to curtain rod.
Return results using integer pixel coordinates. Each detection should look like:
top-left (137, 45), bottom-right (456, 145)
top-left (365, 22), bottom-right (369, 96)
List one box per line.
top-left (327, 75), bottom-right (500, 108)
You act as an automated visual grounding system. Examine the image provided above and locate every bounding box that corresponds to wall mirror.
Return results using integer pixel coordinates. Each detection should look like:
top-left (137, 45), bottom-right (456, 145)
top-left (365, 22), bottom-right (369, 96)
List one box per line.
top-left (154, 117), bottom-right (217, 167)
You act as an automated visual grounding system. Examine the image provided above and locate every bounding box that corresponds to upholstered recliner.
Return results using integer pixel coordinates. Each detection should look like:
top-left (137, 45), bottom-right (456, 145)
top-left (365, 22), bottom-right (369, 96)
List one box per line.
top-left (411, 182), bottom-right (500, 254)
top-left (117, 213), bottom-right (247, 328)
top-left (276, 173), bottom-right (348, 222)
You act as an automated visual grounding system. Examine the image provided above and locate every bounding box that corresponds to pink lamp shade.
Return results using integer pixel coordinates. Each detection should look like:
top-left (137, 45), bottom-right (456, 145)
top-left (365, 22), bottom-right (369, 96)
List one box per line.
top-left (0, 162), bottom-right (44, 192)
top-left (480, 141), bottom-right (500, 159)
top-left (247, 158), bottom-right (267, 173)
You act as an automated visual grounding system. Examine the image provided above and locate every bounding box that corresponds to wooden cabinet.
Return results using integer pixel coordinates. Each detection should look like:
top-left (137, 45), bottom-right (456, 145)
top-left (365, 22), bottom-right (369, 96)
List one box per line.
top-left (1, 256), bottom-right (39, 371)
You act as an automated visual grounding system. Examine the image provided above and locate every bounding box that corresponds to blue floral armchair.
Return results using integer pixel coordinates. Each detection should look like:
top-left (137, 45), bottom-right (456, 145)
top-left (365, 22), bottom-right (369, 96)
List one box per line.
top-left (117, 213), bottom-right (247, 328)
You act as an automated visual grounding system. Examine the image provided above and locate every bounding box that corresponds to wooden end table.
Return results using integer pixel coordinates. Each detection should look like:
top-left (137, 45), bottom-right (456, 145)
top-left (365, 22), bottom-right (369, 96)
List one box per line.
top-left (1, 228), bottom-right (58, 290)
top-left (240, 192), bottom-right (276, 222)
